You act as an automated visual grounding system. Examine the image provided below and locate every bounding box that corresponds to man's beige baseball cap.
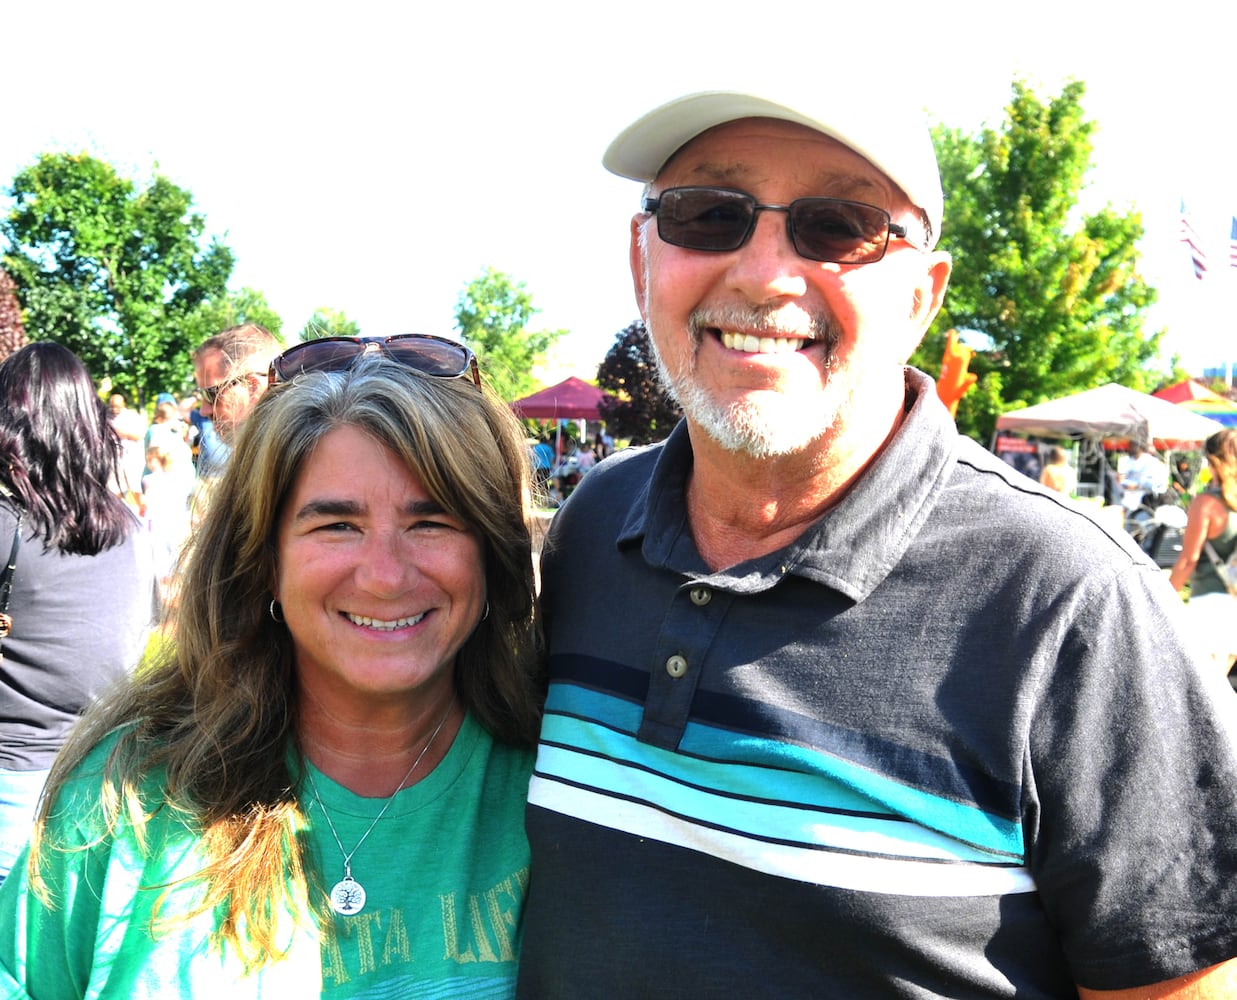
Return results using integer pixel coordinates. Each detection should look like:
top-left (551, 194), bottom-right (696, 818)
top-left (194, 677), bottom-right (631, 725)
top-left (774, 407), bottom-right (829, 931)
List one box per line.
top-left (602, 89), bottom-right (944, 248)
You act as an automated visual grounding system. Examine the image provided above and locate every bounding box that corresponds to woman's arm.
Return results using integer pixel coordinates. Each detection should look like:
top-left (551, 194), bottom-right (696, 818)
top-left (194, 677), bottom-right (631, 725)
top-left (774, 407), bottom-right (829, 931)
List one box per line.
top-left (1169, 493), bottom-right (1225, 591)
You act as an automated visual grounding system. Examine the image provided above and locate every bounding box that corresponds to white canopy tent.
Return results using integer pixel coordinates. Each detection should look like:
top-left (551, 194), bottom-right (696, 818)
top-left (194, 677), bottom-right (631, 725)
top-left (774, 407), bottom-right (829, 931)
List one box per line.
top-left (995, 383), bottom-right (1225, 445)
top-left (995, 383), bottom-right (1226, 513)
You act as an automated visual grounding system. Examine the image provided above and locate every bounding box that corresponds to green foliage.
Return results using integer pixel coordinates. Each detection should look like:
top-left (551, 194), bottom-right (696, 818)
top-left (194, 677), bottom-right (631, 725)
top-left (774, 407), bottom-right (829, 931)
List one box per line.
top-left (184, 287), bottom-right (284, 355)
top-left (1, 153), bottom-right (233, 406)
top-left (0, 269), bottom-right (26, 363)
top-left (596, 320), bottom-right (682, 444)
top-left (454, 267), bottom-right (565, 402)
top-left (298, 307), bottom-right (360, 342)
top-left (911, 80), bottom-right (1164, 442)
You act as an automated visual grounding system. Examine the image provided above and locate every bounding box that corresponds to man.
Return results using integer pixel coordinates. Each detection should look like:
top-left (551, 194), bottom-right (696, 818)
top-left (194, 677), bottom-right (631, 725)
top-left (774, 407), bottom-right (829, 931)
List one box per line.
top-left (531, 434), bottom-right (555, 493)
top-left (192, 323), bottom-right (282, 460)
top-left (519, 88), bottom-right (1237, 998)
top-left (1120, 440), bottom-right (1171, 511)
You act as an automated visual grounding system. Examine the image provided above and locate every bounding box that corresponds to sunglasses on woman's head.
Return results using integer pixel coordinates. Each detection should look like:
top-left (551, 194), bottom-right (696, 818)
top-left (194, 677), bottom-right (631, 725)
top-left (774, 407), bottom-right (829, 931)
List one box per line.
top-left (267, 335), bottom-right (481, 387)
top-left (641, 186), bottom-right (919, 265)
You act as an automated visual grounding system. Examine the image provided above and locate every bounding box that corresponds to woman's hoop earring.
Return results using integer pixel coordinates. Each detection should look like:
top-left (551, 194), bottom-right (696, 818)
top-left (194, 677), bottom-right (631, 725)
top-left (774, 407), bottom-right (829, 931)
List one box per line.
top-left (269, 599), bottom-right (285, 624)
top-left (481, 601), bottom-right (490, 622)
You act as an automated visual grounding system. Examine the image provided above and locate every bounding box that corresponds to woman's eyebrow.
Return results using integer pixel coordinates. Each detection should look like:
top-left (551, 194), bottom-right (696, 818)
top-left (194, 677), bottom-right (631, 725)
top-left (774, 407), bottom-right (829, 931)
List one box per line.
top-left (290, 498), bottom-right (362, 522)
top-left (290, 497), bottom-right (448, 522)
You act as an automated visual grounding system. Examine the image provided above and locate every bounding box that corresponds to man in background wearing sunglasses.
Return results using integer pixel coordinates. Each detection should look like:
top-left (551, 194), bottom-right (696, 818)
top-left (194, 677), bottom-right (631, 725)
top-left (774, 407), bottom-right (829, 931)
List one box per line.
top-left (519, 88), bottom-right (1237, 998)
top-left (192, 323), bottom-right (283, 466)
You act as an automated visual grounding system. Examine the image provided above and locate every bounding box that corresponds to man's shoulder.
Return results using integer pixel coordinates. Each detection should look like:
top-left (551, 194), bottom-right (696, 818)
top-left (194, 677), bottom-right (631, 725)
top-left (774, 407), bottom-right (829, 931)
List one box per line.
top-left (945, 436), bottom-right (1146, 566)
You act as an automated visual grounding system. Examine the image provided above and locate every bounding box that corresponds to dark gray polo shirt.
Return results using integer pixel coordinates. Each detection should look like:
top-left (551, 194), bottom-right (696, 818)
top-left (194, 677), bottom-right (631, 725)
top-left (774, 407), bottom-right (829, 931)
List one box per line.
top-left (520, 368), bottom-right (1237, 998)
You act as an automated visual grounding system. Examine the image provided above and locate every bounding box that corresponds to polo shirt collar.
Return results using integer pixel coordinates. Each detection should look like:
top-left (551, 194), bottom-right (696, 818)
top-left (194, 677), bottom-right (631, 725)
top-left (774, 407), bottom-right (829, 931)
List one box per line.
top-left (616, 368), bottom-right (959, 602)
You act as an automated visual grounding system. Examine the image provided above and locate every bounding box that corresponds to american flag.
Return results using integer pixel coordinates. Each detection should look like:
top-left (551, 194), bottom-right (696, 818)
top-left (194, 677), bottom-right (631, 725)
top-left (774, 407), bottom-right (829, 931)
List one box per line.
top-left (1230, 217), bottom-right (1237, 269)
top-left (1180, 202), bottom-right (1208, 280)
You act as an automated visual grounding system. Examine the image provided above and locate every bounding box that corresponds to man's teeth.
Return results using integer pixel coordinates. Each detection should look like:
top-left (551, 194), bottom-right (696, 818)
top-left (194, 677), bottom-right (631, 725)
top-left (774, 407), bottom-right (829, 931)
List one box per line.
top-left (346, 612), bottom-right (426, 631)
top-left (720, 332), bottom-right (805, 354)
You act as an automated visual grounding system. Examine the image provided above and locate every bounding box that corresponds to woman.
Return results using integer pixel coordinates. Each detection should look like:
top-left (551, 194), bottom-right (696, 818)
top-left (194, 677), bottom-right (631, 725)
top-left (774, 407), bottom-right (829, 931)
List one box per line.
top-left (0, 343), bottom-right (157, 883)
top-left (0, 339), bottom-right (544, 996)
top-left (1038, 445), bottom-right (1076, 496)
top-left (1169, 427), bottom-right (1237, 681)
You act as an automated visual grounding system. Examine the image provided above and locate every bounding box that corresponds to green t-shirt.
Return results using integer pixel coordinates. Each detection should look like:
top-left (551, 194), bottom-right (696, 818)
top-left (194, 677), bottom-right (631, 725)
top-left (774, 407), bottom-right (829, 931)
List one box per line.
top-left (0, 712), bottom-right (533, 998)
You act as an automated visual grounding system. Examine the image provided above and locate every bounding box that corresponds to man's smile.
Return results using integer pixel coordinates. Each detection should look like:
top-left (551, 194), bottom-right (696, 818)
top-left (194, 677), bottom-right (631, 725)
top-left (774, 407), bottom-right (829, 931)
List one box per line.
top-left (719, 332), bottom-right (808, 354)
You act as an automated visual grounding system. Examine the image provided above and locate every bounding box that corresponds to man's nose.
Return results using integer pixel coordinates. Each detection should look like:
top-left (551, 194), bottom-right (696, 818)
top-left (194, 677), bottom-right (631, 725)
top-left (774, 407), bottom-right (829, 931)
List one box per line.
top-left (725, 210), bottom-right (810, 303)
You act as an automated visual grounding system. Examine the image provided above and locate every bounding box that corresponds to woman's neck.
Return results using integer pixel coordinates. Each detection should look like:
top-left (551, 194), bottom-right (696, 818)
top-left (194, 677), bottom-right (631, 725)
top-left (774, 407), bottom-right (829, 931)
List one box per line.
top-left (299, 688), bottom-right (463, 797)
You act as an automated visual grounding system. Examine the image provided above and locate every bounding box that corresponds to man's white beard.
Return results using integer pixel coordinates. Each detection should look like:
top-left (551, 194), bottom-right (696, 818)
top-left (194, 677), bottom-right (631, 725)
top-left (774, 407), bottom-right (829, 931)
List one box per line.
top-left (659, 364), bottom-right (845, 458)
top-left (646, 309), bottom-right (851, 460)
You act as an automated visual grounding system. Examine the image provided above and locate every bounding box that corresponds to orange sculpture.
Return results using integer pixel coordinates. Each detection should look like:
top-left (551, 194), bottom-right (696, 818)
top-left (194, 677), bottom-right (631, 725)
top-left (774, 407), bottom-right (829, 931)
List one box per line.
top-left (936, 329), bottom-right (978, 417)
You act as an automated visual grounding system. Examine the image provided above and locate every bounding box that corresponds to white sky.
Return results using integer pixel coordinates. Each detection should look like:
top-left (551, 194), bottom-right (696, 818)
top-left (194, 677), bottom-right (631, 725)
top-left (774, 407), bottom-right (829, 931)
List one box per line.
top-left (4, 1), bottom-right (1235, 381)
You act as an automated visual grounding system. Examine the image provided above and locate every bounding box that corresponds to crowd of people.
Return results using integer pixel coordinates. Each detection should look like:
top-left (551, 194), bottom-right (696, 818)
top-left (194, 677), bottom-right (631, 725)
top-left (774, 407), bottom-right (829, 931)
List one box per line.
top-left (0, 84), bottom-right (1233, 999)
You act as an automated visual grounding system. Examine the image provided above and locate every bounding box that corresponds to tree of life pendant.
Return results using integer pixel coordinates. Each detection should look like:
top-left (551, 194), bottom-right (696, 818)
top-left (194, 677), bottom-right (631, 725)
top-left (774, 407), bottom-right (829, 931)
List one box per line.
top-left (329, 875), bottom-right (367, 915)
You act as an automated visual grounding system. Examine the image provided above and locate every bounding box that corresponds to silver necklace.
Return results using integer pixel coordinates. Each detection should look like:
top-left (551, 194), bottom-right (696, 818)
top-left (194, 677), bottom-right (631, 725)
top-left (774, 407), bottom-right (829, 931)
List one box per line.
top-left (305, 697), bottom-right (454, 916)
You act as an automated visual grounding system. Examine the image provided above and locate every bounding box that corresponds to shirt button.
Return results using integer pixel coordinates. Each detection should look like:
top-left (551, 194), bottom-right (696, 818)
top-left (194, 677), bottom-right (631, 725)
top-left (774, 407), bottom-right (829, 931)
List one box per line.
top-left (665, 655), bottom-right (688, 679)
top-left (689, 586), bottom-right (711, 606)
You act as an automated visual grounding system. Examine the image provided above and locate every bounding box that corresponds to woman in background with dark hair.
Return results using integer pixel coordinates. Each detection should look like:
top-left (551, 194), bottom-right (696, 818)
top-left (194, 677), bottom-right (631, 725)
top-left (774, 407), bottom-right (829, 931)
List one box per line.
top-left (0, 342), bottom-right (156, 882)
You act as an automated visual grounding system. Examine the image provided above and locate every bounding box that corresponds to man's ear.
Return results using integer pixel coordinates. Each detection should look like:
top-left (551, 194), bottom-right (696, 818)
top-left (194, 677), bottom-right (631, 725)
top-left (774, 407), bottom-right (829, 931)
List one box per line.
top-left (912, 250), bottom-right (952, 329)
top-left (901, 250), bottom-right (953, 361)
top-left (244, 370), bottom-right (266, 400)
top-left (629, 215), bottom-right (651, 323)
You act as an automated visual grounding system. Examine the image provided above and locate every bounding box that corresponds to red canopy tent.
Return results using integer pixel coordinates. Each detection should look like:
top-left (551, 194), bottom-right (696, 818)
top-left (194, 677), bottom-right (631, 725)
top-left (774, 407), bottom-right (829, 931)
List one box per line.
top-left (1152, 379), bottom-right (1237, 427)
top-left (510, 377), bottom-right (612, 421)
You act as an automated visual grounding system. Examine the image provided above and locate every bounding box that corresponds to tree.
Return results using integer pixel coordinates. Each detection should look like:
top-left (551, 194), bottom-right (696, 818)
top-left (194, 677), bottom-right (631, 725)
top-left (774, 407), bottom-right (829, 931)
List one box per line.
top-left (596, 320), bottom-right (682, 444)
top-left (184, 287), bottom-right (284, 354)
top-left (0, 269), bottom-right (26, 363)
top-left (1, 153), bottom-right (233, 406)
top-left (911, 81), bottom-right (1163, 442)
top-left (299, 307), bottom-right (360, 342)
top-left (454, 267), bottom-right (565, 402)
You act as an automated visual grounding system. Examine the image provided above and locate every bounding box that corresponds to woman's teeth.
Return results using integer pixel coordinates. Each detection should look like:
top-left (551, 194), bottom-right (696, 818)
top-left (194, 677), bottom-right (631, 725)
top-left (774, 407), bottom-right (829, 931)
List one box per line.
top-left (345, 612), bottom-right (426, 631)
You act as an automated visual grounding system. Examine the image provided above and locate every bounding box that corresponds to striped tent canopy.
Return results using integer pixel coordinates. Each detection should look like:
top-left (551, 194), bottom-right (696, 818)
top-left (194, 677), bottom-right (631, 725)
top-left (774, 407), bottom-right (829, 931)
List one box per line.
top-left (1152, 380), bottom-right (1237, 428)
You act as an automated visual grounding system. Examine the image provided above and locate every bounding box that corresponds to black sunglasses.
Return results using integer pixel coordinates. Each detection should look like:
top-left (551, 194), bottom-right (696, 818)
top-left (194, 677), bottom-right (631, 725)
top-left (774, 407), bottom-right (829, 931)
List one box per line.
top-left (268, 335), bottom-right (481, 388)
top-left (197, 370), bottom-right (255, 405)
top-left (642, 186), bottom-right (917, 265)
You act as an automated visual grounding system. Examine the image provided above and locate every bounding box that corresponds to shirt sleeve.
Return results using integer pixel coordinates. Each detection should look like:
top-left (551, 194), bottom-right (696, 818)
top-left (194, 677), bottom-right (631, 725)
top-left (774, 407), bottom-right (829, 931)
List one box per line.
top-left (1027, 560), bottom-right (1237, 989)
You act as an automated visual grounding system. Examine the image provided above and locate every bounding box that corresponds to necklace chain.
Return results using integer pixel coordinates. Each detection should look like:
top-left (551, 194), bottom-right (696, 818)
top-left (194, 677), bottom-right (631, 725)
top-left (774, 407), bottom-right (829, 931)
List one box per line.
top-left (305, 697), bottom-right (454, 900)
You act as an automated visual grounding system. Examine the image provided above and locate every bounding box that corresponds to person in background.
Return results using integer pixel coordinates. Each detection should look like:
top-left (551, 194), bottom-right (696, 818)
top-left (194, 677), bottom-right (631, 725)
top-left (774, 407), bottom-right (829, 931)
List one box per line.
top-left (190, 324), bottom-right (284, 527)
top-left (531, 434), bottom-right (555, 494)
top-left (107, 390), bottom-right (148, 509)
top-left (1171, 455), bottom-right (1195, 497)
top-left (192, 323), bottom-right (283, 461)
top-left (144, 394), bottom-right (195, 492)
top-left (1120, 439), bottom-right (1170, 511)
top-left (572, 436), bottom-right (596, 475)
top-left (1039, 445), bottom-right (1076, 496)
top-left (0, 343), bottom-right (157, 884)
top-left (145, 393), bottom-right (189, 447)
top-left (141, 440), bottom-right (193, 609)
top-left (1170, 427), bottom-right (1237, 683)
top-left (0, 341), bottom-right (543, 995)
top-left (187, 404), bottom-right (226, 472)
top-left (518, 86), bottom-right (1237, 997)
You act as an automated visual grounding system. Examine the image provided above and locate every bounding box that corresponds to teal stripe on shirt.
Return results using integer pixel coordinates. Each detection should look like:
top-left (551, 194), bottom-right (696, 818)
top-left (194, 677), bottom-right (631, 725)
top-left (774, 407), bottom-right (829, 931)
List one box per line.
top-left (542, 682), bottom-right (1024, 860)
